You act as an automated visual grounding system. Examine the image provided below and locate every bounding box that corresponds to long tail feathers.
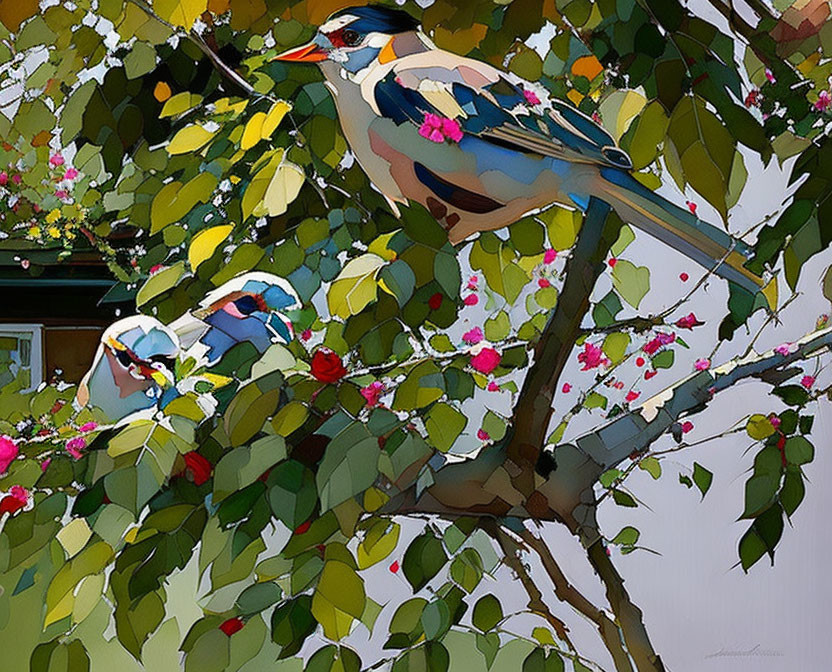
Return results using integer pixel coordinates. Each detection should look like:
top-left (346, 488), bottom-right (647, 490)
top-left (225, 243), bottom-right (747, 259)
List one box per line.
top-left (598, 168), bottom-right (764, 295)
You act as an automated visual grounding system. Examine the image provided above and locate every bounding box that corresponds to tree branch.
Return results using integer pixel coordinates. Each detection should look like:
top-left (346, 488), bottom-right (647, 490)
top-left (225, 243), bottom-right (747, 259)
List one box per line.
top-left (569, 324), bottom-right (832, 475)
top-left (514, 526), bottom-right (638, 672)
top-left (506, 199), bottom-right (619, 465)
top-left (585, 540), bottom-right (666, 672)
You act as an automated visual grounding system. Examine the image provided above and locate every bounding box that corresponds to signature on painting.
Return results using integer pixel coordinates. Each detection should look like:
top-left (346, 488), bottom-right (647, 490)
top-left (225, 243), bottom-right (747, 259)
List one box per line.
top-left (706, 644), bottom-right (784, 659)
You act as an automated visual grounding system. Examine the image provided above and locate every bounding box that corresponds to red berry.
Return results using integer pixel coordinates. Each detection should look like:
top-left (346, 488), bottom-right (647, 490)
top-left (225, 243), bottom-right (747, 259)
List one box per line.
top-left (294, 520), bottom-right (311, 535)
top-left (608, 258), bottom-right (617, 268)
top-left (645, 370), bottom-right (658, 380)
top-left (219, 618), bottom-right (244, 636)
top-left (389, 560), bottom-right (400, 573)
top-left (428, 292), bottom-right (443, 310)
top-left (679, 273), bottom-right (689, 282)
top-left (636, 357), bottom-right (645, 367)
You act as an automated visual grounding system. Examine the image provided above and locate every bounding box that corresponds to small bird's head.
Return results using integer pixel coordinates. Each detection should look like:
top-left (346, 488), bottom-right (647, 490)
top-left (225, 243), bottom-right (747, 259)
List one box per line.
top-left (273, 5), bottom-right (420, 73)
top-left (76, 316), bottom-right (180, 422)
top-left (189, 272), bottom-right (301, 363)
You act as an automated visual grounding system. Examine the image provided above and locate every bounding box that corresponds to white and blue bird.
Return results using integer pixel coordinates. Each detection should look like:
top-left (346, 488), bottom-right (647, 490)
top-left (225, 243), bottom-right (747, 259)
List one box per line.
top-left (77, 272), bottom-right (301, 423)
top-left (274, 4), bottom-right (764, 294)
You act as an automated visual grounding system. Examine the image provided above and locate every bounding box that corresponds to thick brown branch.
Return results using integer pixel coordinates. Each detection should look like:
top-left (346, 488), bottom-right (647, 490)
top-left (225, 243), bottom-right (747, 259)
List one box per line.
top-left (507, 199), bottom-right (620, 465)
top-left (586, 541), bottom-right (666, 672)
top-left (516, 528), bottom-right (636, 672)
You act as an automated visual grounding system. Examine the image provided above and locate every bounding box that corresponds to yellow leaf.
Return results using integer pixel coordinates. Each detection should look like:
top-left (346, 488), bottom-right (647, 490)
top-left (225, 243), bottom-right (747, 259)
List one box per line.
top-left (167, 124), bottom-right (216, 154)
top-left (262, 101), bottom-right (291, 139)
top-left (746, 414), bottom-right (775, 441)
top-left (154, 0), bottom-right (207, 29)
top-left (357, 521), bottom-right (399, 568)
top-left (160, 91), bottom-right (203, 118)
top-left (367, 229), bottom-right (399, 261)
top-left (327, 254), bottom-right (386, 318)
top-left (56, 518), bottom-right (92, 558)
top-left (45, 589), bottom-right (75, 627)
top-left (241, 112), bottom-right (266, 150)
top-left (262, 161), bottom-right (305, 216)
top-left (762, 276), bottom-right (778, 312)
top-left (188, 224), bottom-right (234, 270)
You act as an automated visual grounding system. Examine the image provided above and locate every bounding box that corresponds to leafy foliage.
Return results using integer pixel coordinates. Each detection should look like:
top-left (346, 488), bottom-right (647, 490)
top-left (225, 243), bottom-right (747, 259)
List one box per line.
top-left (0, 0), bottom-right (829, 670)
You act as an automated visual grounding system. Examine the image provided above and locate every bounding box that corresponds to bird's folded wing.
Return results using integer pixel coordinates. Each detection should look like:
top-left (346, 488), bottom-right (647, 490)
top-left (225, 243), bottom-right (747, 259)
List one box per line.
top-left (372, 54), bottom-right (631, 169)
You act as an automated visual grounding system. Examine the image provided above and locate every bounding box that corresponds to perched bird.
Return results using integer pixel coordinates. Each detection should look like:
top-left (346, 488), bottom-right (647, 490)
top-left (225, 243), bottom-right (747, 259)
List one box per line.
top-left (170, 272), bottom-right (301, 365)
top-left (274, 5), bottom-right (763, 293)
top-left (77, 272), bottom-right (300, 423)
top-left (76, 315), bottom-right (179, 423)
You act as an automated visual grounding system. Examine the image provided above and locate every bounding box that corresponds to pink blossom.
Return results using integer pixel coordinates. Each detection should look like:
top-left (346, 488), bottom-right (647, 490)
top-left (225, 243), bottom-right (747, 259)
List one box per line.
top-left (64, 167), bottom-right (79, 180)
top-left (441, 118), bottom-right (463, 142)
top-left (694, 358), bottom-right (710, 371)
top-left (360, 381), bottom-right (385, 407)
top-left (463, 294), bottom-right (479, 306)
top-left (49, 154), bottom-right (65, 167)
top-left (66, 436), bottom-right (87, 460)
top-left (477, 429), bottom-right (490, 441)
top-left (462, 327), bottom-right (484, 345)
top-left (815, 90), bottom-right (831, 112)
top-left (523, 89), bottom-right (541, 106)
top-left (768, 414), bottom-right (781, 429)
top-left (577, 342), bottom-right (608, 371)
top-left (40, 458), bottom-right (51, 472)
top-left (538, 278), bottom-right (550, 288)
top-left (774, 342), bottom-right (794, 356)
top-left (765, 68), bottom-right (775, 83)
top-left (625, 390), bottom-right (640, 402)
top-left (9, 485), bottom-right (28, 504)
top-left (487, 382), bottom-right (499, 392)
top-left (645, 369), bottom-right (658, 380)
top-left (543, 249), bottom-right (557, 264)
top-left (11, 174), bottom-right (21, 185)
top-left (55, 189), bottom-right (69, 200)
top-left (744, 89), bottom-right (760, 108)
top-left (0, 171), bottom-right (7, 186)
top-left (301, 329), bottom-right (312, 341)
top-left (674, 313), bottom-right (702, 330)
top-left (643, 332), bottom-right (675, 356)
top-left (79, 422), bottom-right (98, 433)
top-left (681, 421), bottom-right (694, 434)
top-left (470, 347), bottom-right (501, 374)
top-left (0, 436), bottom-right (18, 473)
top-left (800, 375), bottom-right (815, 390)
top-left (591, 111), bottom-right (602, 124)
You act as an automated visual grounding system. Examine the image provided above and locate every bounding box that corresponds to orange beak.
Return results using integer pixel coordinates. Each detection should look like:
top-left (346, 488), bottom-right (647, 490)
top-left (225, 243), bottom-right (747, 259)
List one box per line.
top-left (272, 42), bottom-right (328, 63)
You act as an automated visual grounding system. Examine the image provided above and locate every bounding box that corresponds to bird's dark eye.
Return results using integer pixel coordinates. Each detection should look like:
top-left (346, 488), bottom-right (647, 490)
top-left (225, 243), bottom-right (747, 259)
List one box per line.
top-left (234, 295), bottom-right (260, 315)
top-left (115, 350), bottom-right (132, 368)
top-left (343, 29), bottom-right (361, 46)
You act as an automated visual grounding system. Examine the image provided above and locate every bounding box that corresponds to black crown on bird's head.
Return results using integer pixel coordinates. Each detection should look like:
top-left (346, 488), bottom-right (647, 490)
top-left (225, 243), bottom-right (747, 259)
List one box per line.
top-left (327, 4), bottom-right (420, 34)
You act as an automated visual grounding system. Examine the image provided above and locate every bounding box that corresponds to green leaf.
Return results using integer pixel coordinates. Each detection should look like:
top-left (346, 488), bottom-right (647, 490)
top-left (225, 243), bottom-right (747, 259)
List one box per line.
top-left (328, 254), bottom-right (386, 318)
top-left (639, 456), bottom-right (662, 479)
top-left (311, 560), bottom-right (366, 640)
top-left (213, 434), bottom-right (286, 501)
top-left (692, 462), bottom-right (713, 498)
top-left (136, 261), bottom-right (186, 306)
top-left (612, 490), bottom-right (637, 507)
top-left (421, 600), bottom-right (451, 640)
top-left (425, 403), bottom-right (467, 452)
top-left (402, 532), bottom-right (448, 592)
top-left (742, 474), bottom-right (779, 519)
top-left (784, 436), bottom-right (813, 465)
top-left (316, 423), bottom-right (380, 511)
top-left (484, 311), bottom-right (511, 341)
top-left (236, 582), bottom-right (282, 616)
top-left (651, 350), bottom-right (674, 369)
top-left (612, 526), bottom-right (640, 546)
top-left (612, 259), bottom-right (650, 309)
top-left (603, 332), bottom-right (630, 363)
top-left (472, 594), bottom-right (503, 632)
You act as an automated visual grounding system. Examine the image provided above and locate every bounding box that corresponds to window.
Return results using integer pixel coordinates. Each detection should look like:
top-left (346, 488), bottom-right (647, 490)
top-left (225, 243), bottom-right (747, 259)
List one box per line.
top-left (0, 324), bottom-right (43, 392)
